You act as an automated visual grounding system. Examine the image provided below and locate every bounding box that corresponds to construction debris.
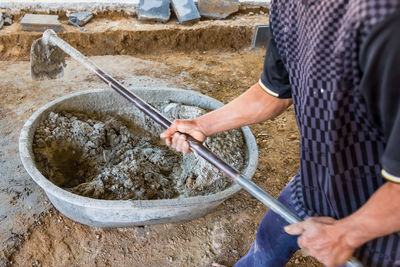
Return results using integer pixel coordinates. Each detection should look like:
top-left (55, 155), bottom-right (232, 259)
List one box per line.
top-left (21, 14), bottom-right (62, 32)
top-left (171, 0), bottom-right (200, 24)
top-left (67, 12), bottom-right (93, 32)
top-left (67, 12), bottom-right (93, 26)
top-left (3, 13), bottom-right (13, 25)
top-left (251, 24), bottom-right (270, 49)
top-left (198, 0), bottom-right (239, 19)
top-left (138, 0), bottom-right (171, 23)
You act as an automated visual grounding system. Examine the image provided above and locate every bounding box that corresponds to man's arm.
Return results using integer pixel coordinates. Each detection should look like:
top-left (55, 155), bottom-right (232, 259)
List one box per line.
top-left (196, 82), bottom-right (292, 136)
top-left (160, 82), bottom-right (292, 153)
top-left (161, 29), bottom-right (293, 153)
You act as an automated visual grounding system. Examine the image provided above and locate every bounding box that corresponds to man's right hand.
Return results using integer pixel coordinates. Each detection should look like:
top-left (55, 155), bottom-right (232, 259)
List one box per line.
top-left (160, 119), bottom-right (207, 154)
top-left (160, 82), bottom-right (292, 154)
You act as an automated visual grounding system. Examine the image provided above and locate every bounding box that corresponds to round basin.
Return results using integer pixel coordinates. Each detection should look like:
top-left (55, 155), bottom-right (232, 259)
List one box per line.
top-left (19, 88), bottom-right (258, 227)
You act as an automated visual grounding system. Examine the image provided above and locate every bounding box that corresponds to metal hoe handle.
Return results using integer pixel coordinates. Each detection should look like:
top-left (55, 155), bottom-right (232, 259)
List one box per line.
top-left (41, 30), bottom-right (363, 267)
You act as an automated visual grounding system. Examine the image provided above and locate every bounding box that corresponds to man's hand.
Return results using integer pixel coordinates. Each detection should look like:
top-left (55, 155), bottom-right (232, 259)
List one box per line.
top-left (284, 217), bottom-right (355, 267)
top-left (160, 119), bottom-right (206, 154)
top-left (160, 82), bottom-right (292, 154)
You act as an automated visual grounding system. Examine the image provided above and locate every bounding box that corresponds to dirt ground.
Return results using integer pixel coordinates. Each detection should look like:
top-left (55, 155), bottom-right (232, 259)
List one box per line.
top-left (0, 13), bottom-right (267, 61)
top-left (0, 13), bottom-right (321, 267)
top-left (2, 50), bottom-right (320, 267)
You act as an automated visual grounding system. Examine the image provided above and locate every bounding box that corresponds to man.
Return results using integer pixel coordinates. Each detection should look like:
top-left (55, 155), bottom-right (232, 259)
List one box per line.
top-left (161, 0), bottom-right (400, 266)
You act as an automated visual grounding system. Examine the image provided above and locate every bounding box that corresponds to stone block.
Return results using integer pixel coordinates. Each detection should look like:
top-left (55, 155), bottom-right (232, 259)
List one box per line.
top-left (251, 24), bottom-right (270, 49)
top-left (171, 0), bottom-right (200, 24)
top-left (21, 14), bottom-right (62, 32)
top-left (198, 0), bottom-right (239, 19)
top-left (138, 0), bottom-right (171, 23)
top-left (68, 11), bottom-right (93, 26)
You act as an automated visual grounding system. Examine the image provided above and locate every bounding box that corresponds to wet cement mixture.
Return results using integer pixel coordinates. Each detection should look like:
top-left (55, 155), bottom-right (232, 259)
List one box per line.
top-left (33, 103), bottom-right (246, 200)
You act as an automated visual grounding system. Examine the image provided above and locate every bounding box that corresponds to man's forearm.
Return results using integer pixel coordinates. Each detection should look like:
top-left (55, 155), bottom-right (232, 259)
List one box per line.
top-left (195, 82), bottom-right (293, 136)
top-left (337, 182), bottom-right (400, 248)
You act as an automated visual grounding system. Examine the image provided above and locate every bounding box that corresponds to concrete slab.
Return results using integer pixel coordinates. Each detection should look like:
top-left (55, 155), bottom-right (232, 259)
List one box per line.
top-left (198, 0), bottom-right (239, 19)
top-left (251, 24), bottom-right (269, 48)
top-left (171, 0), bottom-right (200, 24)
top-left (138, 0), bottom-right (171, 23)
top-left (67, 11), bottom-right (93, 26)
top-left (20, 14), bottom-right (62, 32)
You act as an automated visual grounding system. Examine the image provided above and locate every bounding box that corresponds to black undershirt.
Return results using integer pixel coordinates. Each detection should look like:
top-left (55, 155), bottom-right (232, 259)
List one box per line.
top-left (260, 10), bottom-right (400, 178)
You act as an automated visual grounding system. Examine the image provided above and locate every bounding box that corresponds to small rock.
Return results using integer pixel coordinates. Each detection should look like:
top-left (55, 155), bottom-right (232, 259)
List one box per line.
top-left (232, 249), bottom-right (238, 253)
top-left (295, 258), bottom-right (300, 264)
top-left (4, 14), bottom-right (13, 25)
top-left (124, 178), bottom-right (133, 188)
top-left (248, 12), bottom-right (254, 16)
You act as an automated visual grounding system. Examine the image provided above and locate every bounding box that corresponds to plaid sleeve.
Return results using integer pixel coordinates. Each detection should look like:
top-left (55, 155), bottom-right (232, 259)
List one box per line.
top-left (259, 28), bottom-right (292, 99)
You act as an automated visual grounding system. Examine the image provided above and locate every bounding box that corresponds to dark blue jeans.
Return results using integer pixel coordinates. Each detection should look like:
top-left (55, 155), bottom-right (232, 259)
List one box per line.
top-left (235, 183), bottom-right (300, 267)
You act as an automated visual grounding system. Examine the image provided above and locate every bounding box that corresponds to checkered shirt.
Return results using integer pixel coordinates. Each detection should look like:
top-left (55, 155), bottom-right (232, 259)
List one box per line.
top-left (269, 0), bottom-right (400, 265)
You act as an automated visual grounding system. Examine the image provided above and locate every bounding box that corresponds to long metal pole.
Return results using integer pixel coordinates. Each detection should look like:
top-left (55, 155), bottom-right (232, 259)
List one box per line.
top-left (41, 30), bottom-right (362, 267)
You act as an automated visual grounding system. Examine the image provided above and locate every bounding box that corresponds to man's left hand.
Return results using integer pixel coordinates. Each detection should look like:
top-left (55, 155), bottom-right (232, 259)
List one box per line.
top-left (284, 217), bottom-right (355, 267)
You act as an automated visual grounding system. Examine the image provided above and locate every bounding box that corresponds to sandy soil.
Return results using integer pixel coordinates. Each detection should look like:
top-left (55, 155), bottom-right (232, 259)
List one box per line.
top-left (2, 50), bottom-right (321, 267)
top-left (0, 14), bottom-right (267, 61)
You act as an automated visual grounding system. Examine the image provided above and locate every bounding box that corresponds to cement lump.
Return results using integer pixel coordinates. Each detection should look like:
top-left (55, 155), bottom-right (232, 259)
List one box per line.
top-left (33, 103), bottom-right (246, 200)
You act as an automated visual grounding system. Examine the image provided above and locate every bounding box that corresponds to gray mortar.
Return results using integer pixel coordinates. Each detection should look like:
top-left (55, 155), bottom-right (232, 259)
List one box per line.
top-left (32, 104), bottom-right (245, 200)
top-left (20, 88), bottom-right (258, 227)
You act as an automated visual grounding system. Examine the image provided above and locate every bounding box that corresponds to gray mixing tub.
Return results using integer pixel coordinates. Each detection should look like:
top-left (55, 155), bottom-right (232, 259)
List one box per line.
top-left (19, 88), bottom-right (258, 227)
